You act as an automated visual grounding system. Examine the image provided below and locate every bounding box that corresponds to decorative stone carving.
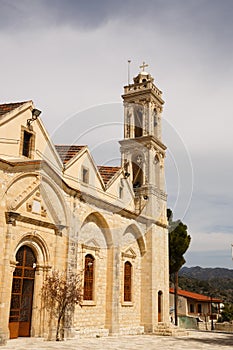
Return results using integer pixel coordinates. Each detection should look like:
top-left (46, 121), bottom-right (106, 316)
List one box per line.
top-left (7, 177), bottom-right (40, 211)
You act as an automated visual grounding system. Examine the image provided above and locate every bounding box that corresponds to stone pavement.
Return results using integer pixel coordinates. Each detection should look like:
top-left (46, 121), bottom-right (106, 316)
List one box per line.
top-left (1, 331), bottom-right (233, 350)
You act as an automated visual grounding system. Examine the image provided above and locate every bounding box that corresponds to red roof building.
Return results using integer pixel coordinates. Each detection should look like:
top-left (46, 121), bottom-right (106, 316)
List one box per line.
top-left (169, 288), bottom-right (222, 327)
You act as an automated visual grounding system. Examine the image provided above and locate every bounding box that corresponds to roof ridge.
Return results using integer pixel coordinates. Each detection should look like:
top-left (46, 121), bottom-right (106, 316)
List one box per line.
top-left (0, 100), bottom-right (31, 106)
top-left (0, 101), bottom-right (31, 117)
top-left (55, 144), bottom-right (87, 147)
top-left (97, 165), bottom-right (121, 168)
top-left (55, 144), bottom-right (86, 165)
top-left (97, 165), bottom-right (122, 185)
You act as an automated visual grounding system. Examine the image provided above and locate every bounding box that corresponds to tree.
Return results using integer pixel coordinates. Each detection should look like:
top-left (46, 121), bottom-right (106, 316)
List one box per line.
top-left (41, 270), bottom-right (82, 341)
top-left (167, 209), bottom-right (191, 326)
top-left (218, 303), bottom-right (233, 322)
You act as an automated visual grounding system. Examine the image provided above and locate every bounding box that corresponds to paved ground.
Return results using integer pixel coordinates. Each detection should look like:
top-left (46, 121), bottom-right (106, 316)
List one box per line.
top-left (1, 331), bottom-right (233, 350)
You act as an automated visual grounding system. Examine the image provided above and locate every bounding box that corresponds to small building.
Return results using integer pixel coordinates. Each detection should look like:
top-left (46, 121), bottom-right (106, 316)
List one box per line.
top-left (169, 288), bottom-right (222, 329)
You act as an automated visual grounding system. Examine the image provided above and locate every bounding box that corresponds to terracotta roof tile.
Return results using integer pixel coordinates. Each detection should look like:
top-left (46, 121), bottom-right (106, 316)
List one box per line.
top-left (55, 145), bottom-right (86, 165)
top-left (0, 102), bottom-right (28, 116)
top-left (169, 288), bottom-right (221, 303)
top-left (98, 166), bottom-right (121, 185)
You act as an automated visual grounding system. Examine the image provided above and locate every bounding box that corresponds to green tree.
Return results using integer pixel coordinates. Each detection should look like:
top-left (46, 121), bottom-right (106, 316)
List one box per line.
top-left (167, 209), bottom-right (191, 325)
top-left (218, 303), bottom-right (233, 322)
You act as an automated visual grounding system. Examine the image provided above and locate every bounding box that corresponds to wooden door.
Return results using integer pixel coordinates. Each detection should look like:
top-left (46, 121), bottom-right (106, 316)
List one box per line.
top-left (158, 291), bottom-right (162, 322)
top-left (9, 246), bottom-right (36, 339)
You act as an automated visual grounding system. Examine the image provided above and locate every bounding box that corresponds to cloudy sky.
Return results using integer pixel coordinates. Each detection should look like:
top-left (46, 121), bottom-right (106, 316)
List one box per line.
top-left (1, 0), bottom-right (233, 268)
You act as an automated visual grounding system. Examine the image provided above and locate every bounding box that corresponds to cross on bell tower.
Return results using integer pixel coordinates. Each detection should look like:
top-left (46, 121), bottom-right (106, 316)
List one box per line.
top-left (140, 61), bottom-right (148, 72)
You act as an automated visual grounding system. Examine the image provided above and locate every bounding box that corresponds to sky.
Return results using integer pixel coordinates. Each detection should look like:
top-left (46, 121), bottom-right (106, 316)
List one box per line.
top-left (1, 0), bottom-right (233, 268)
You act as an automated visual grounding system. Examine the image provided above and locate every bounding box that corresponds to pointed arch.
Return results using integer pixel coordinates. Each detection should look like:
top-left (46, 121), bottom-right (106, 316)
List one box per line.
top-left (40, 173), bottom-right (69, 227)
top-left (123, 223), bottom-right (146, 256)
top-left (80, 211), bottom-right (113, 248)
top-left (4, 171), bottom-right (69, 228)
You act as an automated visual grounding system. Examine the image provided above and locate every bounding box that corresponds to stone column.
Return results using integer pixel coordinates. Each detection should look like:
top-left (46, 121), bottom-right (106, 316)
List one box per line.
top-left (0, 222), bottom-right (16, 342)
top-left (141, 224), bottom-right (169, 332)
top-left (105, 245), bottom-right (120, 335)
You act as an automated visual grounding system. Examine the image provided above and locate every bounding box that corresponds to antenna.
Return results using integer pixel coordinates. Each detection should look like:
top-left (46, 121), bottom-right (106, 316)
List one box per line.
top-left (128, 60), bottom-right (131, 85)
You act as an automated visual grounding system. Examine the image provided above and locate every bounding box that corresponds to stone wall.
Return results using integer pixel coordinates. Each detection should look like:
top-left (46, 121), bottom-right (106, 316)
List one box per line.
top-left (215, 323), bottom-right (233, 332)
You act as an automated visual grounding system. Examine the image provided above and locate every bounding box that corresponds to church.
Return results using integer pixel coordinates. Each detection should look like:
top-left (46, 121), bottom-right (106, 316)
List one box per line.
top-left (0, 64), bottom-right (170, 342)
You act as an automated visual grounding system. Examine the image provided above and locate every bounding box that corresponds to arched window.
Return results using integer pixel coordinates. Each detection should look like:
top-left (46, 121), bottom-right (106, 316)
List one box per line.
top-left (134, 107), bottom-right (143, 137)
top-left (153, 108), bottom-right (157, 127)
top-left (83, 254), bottom-right (95, 300)
top-left (124, 261), bottom-right (132, 302)
top-left (132, 154), bottom-right (144, 188)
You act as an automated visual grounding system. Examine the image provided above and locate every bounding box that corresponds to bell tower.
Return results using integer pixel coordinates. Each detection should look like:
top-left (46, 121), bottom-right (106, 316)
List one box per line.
top-left (120, 62), bottom-right (167, 222)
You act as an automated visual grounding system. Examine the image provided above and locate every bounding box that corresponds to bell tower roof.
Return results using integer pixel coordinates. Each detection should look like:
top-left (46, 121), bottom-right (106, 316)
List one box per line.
top-left (122, 62), bottom-right (164, 105)
top-left (133, 61), bottom-right (154, 84)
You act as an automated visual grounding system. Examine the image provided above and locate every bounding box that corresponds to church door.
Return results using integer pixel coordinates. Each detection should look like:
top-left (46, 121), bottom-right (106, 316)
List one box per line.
top-left (158, 291), bottom-right (162, 322)
top-left (9, 246), bottom-right (36, 339)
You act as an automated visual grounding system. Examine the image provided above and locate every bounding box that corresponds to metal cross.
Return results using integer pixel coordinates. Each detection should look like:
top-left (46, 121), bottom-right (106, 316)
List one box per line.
top-left (140, 61), bottom-right (148, 72)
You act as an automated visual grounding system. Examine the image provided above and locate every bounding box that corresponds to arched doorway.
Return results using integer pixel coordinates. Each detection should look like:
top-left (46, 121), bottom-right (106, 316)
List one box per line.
top-left (9, 246), bottom-right (36, 339)
top-left (158, 290), bottom-right (163, 322)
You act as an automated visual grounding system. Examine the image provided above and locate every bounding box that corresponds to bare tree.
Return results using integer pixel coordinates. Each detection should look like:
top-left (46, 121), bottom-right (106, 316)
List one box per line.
top-left (41, 270), bottom-right (82, 341)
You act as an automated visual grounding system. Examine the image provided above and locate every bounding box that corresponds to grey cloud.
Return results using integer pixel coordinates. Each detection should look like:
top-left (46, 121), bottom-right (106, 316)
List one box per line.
top-left (1, 0), bottom-right (233, 41)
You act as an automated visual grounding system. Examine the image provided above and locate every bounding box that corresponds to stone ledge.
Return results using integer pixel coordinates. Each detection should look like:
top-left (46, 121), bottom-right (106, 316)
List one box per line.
top-left (153, 323), bottom-right (189, 337)
top-left (119, 326), bottom-right (144, 335)
top-left (74, 328), bottom-right (109, 338)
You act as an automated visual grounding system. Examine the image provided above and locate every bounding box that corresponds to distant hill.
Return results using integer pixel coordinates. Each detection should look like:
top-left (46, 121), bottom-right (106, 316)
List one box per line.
top-left (180, 266), bottom-right (233, 280)
top-left (178, 266), bottom-right (233, 304)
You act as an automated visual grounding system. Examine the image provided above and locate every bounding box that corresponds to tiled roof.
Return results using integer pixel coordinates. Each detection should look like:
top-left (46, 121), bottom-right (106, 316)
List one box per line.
top-left (55, 145), bottom-right (86, 165)
top-left (0, 102), bottom-right (28, 116)
top-left (98, 166), bottom-right (121, 185)
top-left (169, 288), bottom-right (221, 303)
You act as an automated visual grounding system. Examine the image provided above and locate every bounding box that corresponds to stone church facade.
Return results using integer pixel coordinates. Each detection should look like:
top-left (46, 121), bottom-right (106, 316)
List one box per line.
top-left (0, 66), bottom-right (169, 342)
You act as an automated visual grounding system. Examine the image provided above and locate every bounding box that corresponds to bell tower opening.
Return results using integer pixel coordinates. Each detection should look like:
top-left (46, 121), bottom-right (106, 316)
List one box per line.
top-left (134, 106), bottom-right (143, 138)
top-left (132, 154), bottom-right (144, 188)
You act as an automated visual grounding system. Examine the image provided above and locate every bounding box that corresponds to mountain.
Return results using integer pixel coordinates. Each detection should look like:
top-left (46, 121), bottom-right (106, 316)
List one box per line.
top-left (178, 266), bottom-right (233, 304)
top-left (180, 266), bottom-right (233, 280)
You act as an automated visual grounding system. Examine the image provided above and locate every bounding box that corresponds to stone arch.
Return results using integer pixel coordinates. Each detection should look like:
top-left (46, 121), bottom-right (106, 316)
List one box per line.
top-left (12, 232), bottom-right (50, 268)
top-left (4, 172), bottom-right (39, 194)
top-left (4, 171), bottom-right (69, 228)
top-left (40, 173), bottom-right (69, 227)
top-left (3, 172), bottom-right (40, 206)
top-left (80, 211), bottom-right (113, 248)
top-left (123, 223), bottom-right (146, 256)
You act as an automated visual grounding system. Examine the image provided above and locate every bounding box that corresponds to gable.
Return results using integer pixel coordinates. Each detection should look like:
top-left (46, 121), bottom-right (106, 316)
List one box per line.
top-left (0, 101), bottom-right (62, 170)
